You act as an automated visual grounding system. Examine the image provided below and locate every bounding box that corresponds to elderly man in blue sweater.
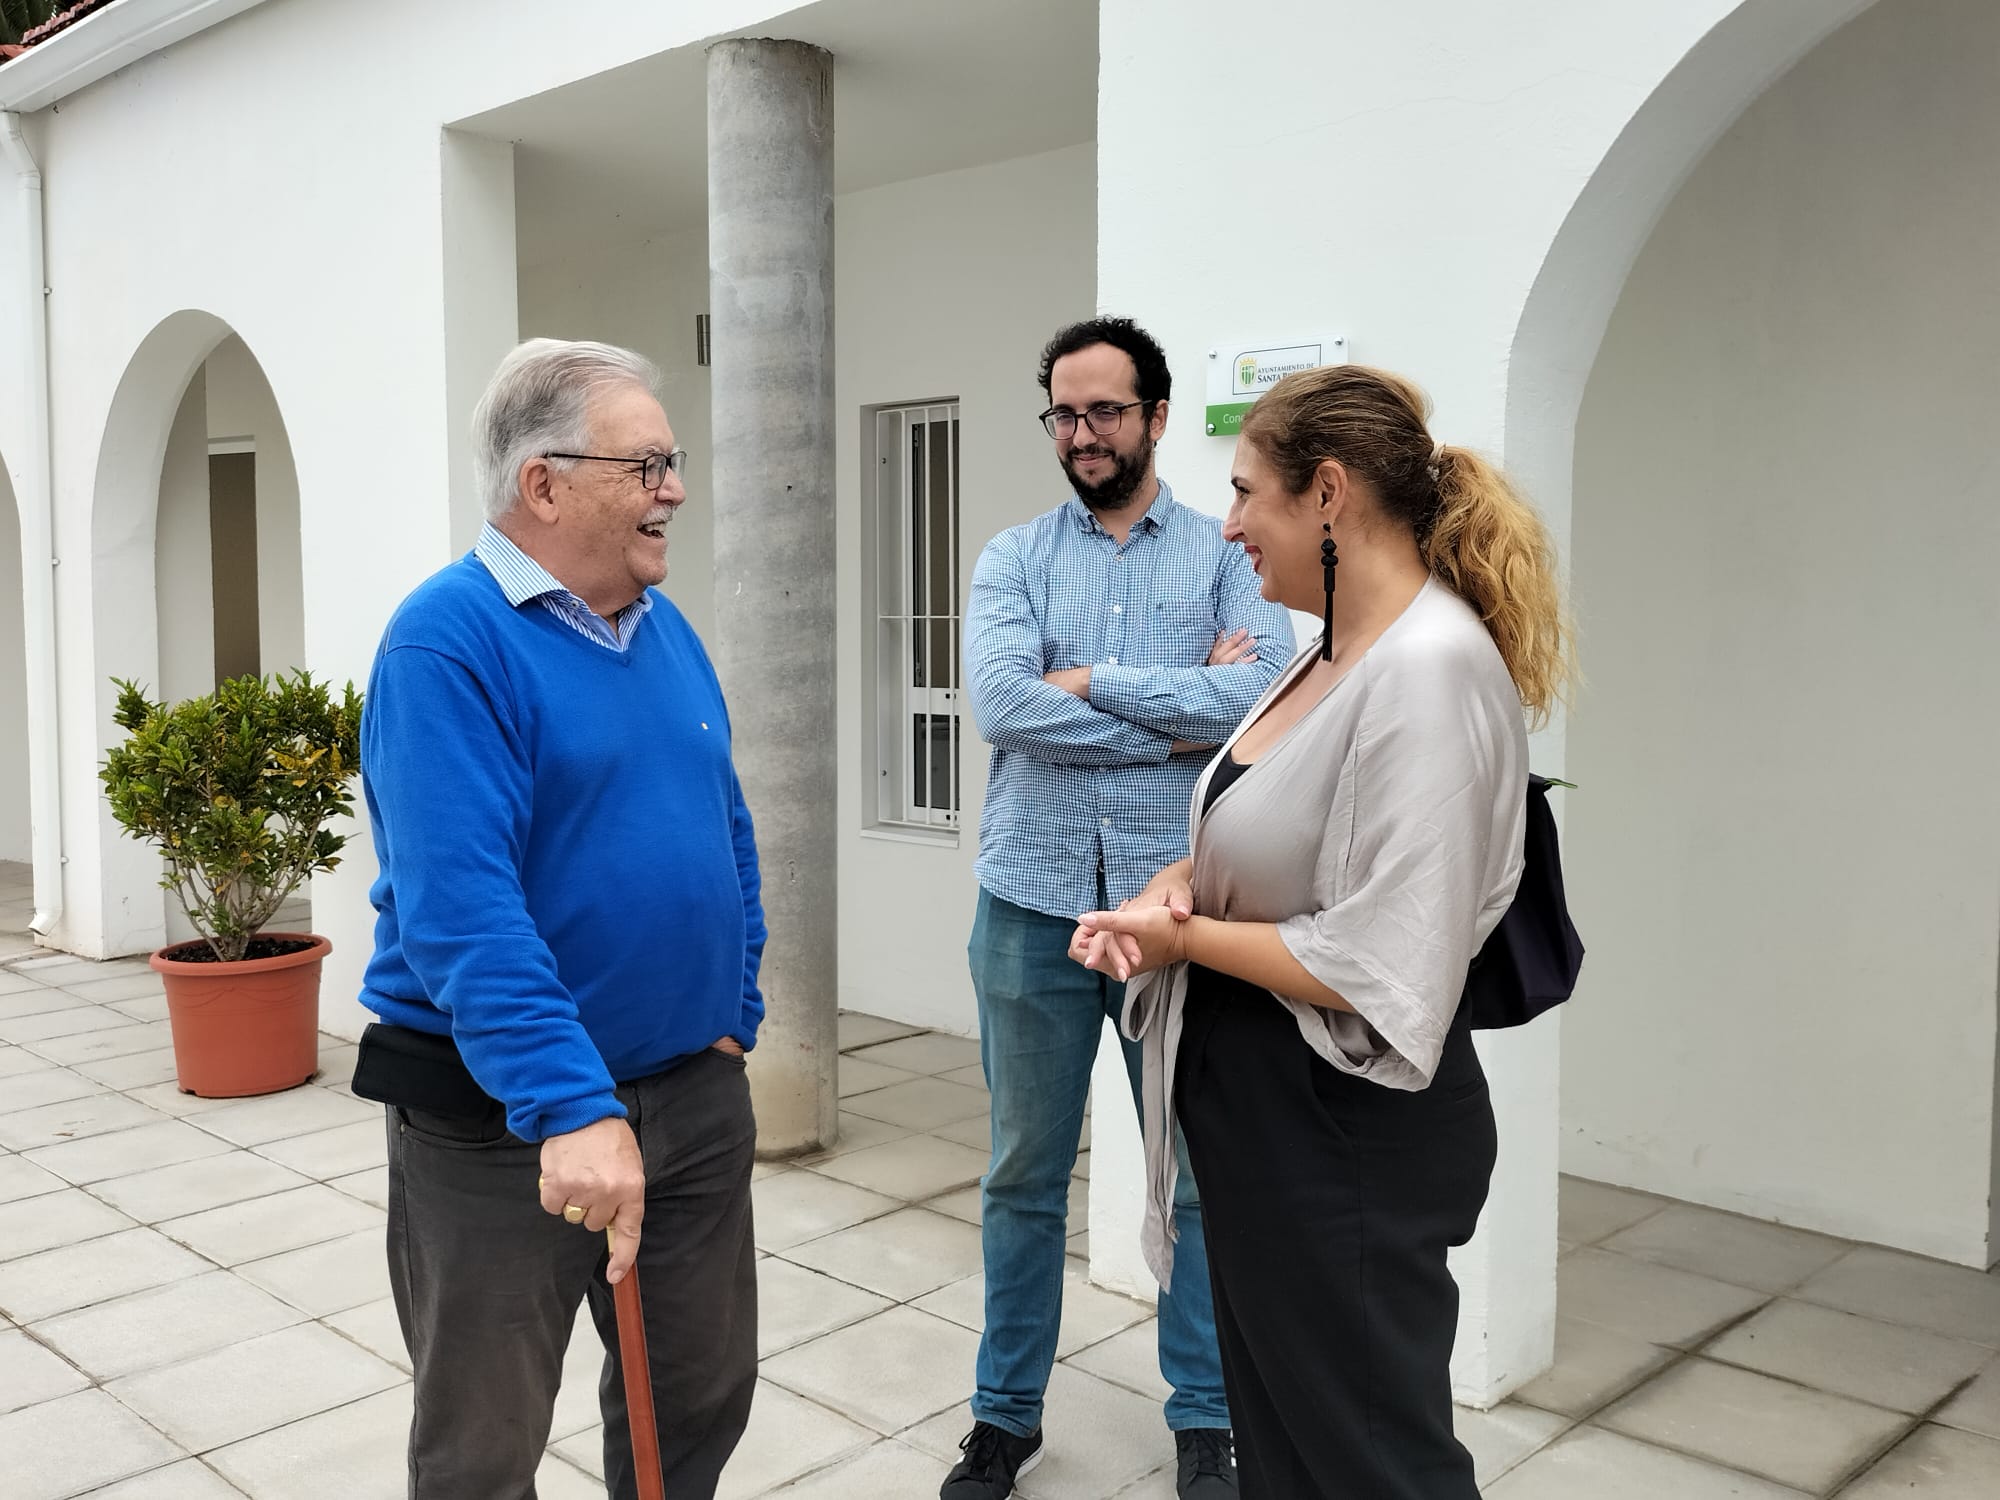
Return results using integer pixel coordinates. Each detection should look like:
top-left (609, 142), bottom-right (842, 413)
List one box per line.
top-left (358, 339), bottom-right (764, 1500)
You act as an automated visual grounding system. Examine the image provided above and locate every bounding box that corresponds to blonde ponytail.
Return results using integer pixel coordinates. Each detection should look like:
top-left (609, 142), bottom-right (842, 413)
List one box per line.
top-left (1240, 364), bottom-right (1576, 726)
top-left (1426, 445), bottom-right (1575, 725)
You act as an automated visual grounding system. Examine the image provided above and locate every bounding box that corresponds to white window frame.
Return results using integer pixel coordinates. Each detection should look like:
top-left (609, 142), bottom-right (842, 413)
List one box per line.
top-left (863, 399), bottom-right (962, 838)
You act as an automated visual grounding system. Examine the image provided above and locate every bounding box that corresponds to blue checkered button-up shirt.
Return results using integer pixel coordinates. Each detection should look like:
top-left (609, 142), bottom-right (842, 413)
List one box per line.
top-left (473, 523), bottom-right (654, 650)
top-left (967, 482), bottom-right (1294, 919)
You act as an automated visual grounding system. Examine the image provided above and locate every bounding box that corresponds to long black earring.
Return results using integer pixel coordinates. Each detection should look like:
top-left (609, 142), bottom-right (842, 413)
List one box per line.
top-left (1320, 523), bottom-right (1338, 661)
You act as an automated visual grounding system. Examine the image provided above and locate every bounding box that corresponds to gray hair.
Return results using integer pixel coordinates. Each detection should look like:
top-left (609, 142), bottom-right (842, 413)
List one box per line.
top-left (473, 339), bottom-right (662, 519)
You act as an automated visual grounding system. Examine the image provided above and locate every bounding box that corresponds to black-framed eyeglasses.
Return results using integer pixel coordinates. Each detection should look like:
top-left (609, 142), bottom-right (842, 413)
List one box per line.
top-left (1037, 401), bottom-right (1146, 441)
top-left (545, 448), bottom-right (688, 490)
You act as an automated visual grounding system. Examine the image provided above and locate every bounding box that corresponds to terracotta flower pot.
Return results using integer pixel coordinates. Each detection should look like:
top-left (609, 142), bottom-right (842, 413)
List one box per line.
top-left (151, 931), bottom-right (329, 1098)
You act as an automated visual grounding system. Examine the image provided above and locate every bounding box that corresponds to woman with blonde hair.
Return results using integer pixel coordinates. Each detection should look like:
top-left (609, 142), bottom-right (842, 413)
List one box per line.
top-left (1070, 365), bottom-right (1573, 1497)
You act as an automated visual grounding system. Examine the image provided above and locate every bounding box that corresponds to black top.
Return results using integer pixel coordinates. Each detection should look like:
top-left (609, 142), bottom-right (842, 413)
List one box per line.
top-left (1202, 749), bottom-right (1253, 814)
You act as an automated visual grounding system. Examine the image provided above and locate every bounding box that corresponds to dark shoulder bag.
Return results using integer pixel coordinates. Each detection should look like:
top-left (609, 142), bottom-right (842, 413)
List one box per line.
top-left (1461, 775), bottom-right (1584, 1030)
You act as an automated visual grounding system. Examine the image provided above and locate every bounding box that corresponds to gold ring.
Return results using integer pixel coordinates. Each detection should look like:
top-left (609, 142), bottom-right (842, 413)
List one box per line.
top-left (563, 1204), bottom-right (586, 1225)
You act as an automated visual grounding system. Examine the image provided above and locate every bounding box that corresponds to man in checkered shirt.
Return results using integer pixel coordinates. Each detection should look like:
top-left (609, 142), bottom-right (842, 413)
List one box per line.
top-left (942, 318), bottom-right (1293, 1500)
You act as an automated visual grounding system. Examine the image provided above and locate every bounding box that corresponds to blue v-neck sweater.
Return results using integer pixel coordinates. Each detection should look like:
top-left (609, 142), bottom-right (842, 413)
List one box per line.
top-left (359, 556), bottom-right (765, 1142)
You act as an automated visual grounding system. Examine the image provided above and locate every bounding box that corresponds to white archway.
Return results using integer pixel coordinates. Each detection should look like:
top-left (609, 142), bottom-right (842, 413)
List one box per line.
top-left (1498, 0), bottom-right (2000, 1270)
top-left (1504, 0), bottom-right (1882, 524)
top-left (1555, 0), bottom-right (2000, 1272)
top-left (87, 310), bottom-right (308, 955)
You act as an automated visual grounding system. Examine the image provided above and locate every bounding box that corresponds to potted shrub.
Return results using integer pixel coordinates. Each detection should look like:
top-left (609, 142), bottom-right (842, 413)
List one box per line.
top-left (101, 671), bottom-right (363, 1097)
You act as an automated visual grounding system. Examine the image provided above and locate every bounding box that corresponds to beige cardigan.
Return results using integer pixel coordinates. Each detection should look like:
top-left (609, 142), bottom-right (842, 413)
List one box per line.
top-left (1119, 580), bottom-right (1527, 1289)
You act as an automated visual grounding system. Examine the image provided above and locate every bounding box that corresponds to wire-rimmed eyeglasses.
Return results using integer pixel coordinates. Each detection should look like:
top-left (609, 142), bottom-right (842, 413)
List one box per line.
top-left (545, 448), bottom-right (688, 490)
top-left (1036, 401), bottom-right (1146, 441)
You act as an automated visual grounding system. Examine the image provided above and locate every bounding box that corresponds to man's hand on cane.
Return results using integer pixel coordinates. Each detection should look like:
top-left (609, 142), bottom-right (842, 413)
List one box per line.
top-left (539, 1117), bottom-right (646, 1283)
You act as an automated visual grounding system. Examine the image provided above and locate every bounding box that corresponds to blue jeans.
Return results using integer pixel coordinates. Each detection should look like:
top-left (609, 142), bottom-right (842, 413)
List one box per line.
top-left (967, 887), bottom-right (1230, 1437)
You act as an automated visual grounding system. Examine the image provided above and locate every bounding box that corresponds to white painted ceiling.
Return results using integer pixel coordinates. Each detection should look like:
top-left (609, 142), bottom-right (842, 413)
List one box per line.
top-left (457, 0), bottom-right (1098, 268)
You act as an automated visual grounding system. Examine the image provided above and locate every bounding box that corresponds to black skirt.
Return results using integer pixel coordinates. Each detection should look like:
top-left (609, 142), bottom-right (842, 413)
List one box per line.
top-left (1176, 965), bottom-right (1497, 1499)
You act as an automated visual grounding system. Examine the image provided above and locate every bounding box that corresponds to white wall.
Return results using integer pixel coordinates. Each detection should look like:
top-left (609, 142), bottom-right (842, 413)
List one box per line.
top-left (1565, 0), bottom-right (2000, 1268)
top-left (155, 373), bottom-right (214, 705)
top-left (0, 467), bottom-right (26, 863)
top-left (204, 336), bottom-right (304, 676)
top-left (833, 143), bottom-right (1096, 1035)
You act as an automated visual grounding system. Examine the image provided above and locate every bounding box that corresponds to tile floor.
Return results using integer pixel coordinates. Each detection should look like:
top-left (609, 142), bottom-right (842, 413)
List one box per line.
top-left (0, 945), bottom-right (1997, 1496)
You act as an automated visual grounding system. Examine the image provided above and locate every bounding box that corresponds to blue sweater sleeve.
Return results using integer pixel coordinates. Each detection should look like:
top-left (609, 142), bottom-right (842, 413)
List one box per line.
top-left (363, 642), bottom-right (625, 1141)
top-left (728, 767), bottom-right (767, 1050)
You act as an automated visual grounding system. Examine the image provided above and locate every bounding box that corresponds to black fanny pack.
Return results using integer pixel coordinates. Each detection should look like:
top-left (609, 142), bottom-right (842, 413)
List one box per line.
top-left (350, 1023), bottom-right (498, 1119)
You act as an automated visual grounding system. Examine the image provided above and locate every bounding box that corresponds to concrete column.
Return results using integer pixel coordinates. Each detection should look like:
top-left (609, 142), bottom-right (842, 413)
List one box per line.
top-left (706, 38), bottom-right (837, 1155)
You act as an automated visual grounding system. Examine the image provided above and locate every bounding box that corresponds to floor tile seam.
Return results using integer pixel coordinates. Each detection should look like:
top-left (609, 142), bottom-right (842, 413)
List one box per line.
top-left (755, 1182), bottom-right (915, 1254)
top-left (148, 1213), bottom-right (386, 1272)
top-left (77, 1453), bottom-right (253, 1500)
top-left (1560, 1282), bottom-right (1775, 1354)
top-left (772, 1243), bottom-right (979, 1312)
top-left (0, 1167), bottom-right (74, 1206)
top-left (182, 1107), bottom-right (381, 1151)
top-left (756, 1356), bottom-right (948, 1440)
top-left (172, 1376), bottom-right (415, 1462)
top-left (841, 1100), bottom-right (991, 1131)
top-left (1696, 1308), bottom-right (1997, 1403)
top-left (63, 1374), bottom-right (202, 1472)
top-left (1644, 1348), bottom-right (1924, 1422)
top-left (1512, 1343), bottom-right (1700, 1426)
top-left (1480, 1404), bottom-right (1585, 1488)
top-left (1783, 1286), bottom-right (2000, 1350)
top-left (756, 1290), bottom-right (900, 1359)
top-left (23, 1139), bottom-right (241, 1191)
top-left (736, 1427), bottom-right (892, 1497)
top-left (1101, 1459), bottom-right (1180, 1499)
top-left (1820, 1362), bottom-right (2000, 1495)
top-left (33, 1299), bottom-right (317, 1386)
top-left (1819, 1412), bottom-right (1938, 1497)
top-left (1602, 1244), bottom-right (1846, 1298)
top-left (1567, 1198), bottom-right (1673, 1248)
top-left (322, 1175), bottom-right (388, 1210)
top-left (74, 1173), bottom-right (301, 1227)
top-left (1594, 1352), bottom-right (1924, 1497)
top-left (2, 1313), bottom-right (111, 1406)
top-left (1573, 1412), bottom-right (1822, 1496)
top-left (1052, 1348), bottom-right (1168, 1409)
top-left (788, 1155), bottom-right (984, 1202)
top-left (0, 1091), bottom-right (157, 1139)
top-left (1572, 1242), bottom-right (1776, 1301)
top-left (11, 1027), bottom-right (153, 1059)
top-left (0, 1203), bottom-right (147, 1264)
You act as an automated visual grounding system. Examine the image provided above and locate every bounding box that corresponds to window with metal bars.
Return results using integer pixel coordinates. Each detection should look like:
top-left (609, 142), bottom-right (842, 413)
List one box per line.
top-left (868, 401), bottom-right (961, 833)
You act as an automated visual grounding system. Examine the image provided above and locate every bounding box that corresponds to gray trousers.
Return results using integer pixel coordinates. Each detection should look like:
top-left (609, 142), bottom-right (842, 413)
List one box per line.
top-left (384, 1049), bottom-right (758, 1499)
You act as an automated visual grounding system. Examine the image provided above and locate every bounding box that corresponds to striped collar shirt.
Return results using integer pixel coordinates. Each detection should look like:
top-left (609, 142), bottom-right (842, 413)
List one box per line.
top-left (965, 481), bottom-right (1295, 919)
top-left (473, 522), bottom-right (654, 651)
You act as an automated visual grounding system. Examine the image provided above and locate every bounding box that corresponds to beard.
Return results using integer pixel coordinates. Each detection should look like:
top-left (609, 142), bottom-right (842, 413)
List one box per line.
top-left (1062, 429), bottom-right (1155, 514)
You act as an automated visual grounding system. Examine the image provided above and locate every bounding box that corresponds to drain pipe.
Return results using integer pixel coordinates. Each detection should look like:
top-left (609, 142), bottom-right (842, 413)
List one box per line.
top-left (2, 111), bottom-right (63, 940)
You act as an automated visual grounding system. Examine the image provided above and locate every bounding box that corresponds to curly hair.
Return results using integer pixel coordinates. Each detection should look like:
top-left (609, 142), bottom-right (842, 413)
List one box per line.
top-left (1037, 316), bottom-right (1172, 407)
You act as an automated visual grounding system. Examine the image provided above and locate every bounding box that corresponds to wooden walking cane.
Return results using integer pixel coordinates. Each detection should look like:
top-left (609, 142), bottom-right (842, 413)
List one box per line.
top-left (609, 1228), bottom-right (667, 1500)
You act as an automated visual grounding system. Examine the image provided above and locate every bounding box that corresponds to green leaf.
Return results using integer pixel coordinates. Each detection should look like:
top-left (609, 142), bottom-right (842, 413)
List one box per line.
top-left (99, 669), bottom-right (365, 950)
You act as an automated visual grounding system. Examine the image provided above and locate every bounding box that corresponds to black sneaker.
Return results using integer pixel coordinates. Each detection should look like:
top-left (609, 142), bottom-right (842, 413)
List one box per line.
top-left (1175, 1427), bottom-right (1237, 1497)
top-left (940, 1421), bottom-right (1044, 1499)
